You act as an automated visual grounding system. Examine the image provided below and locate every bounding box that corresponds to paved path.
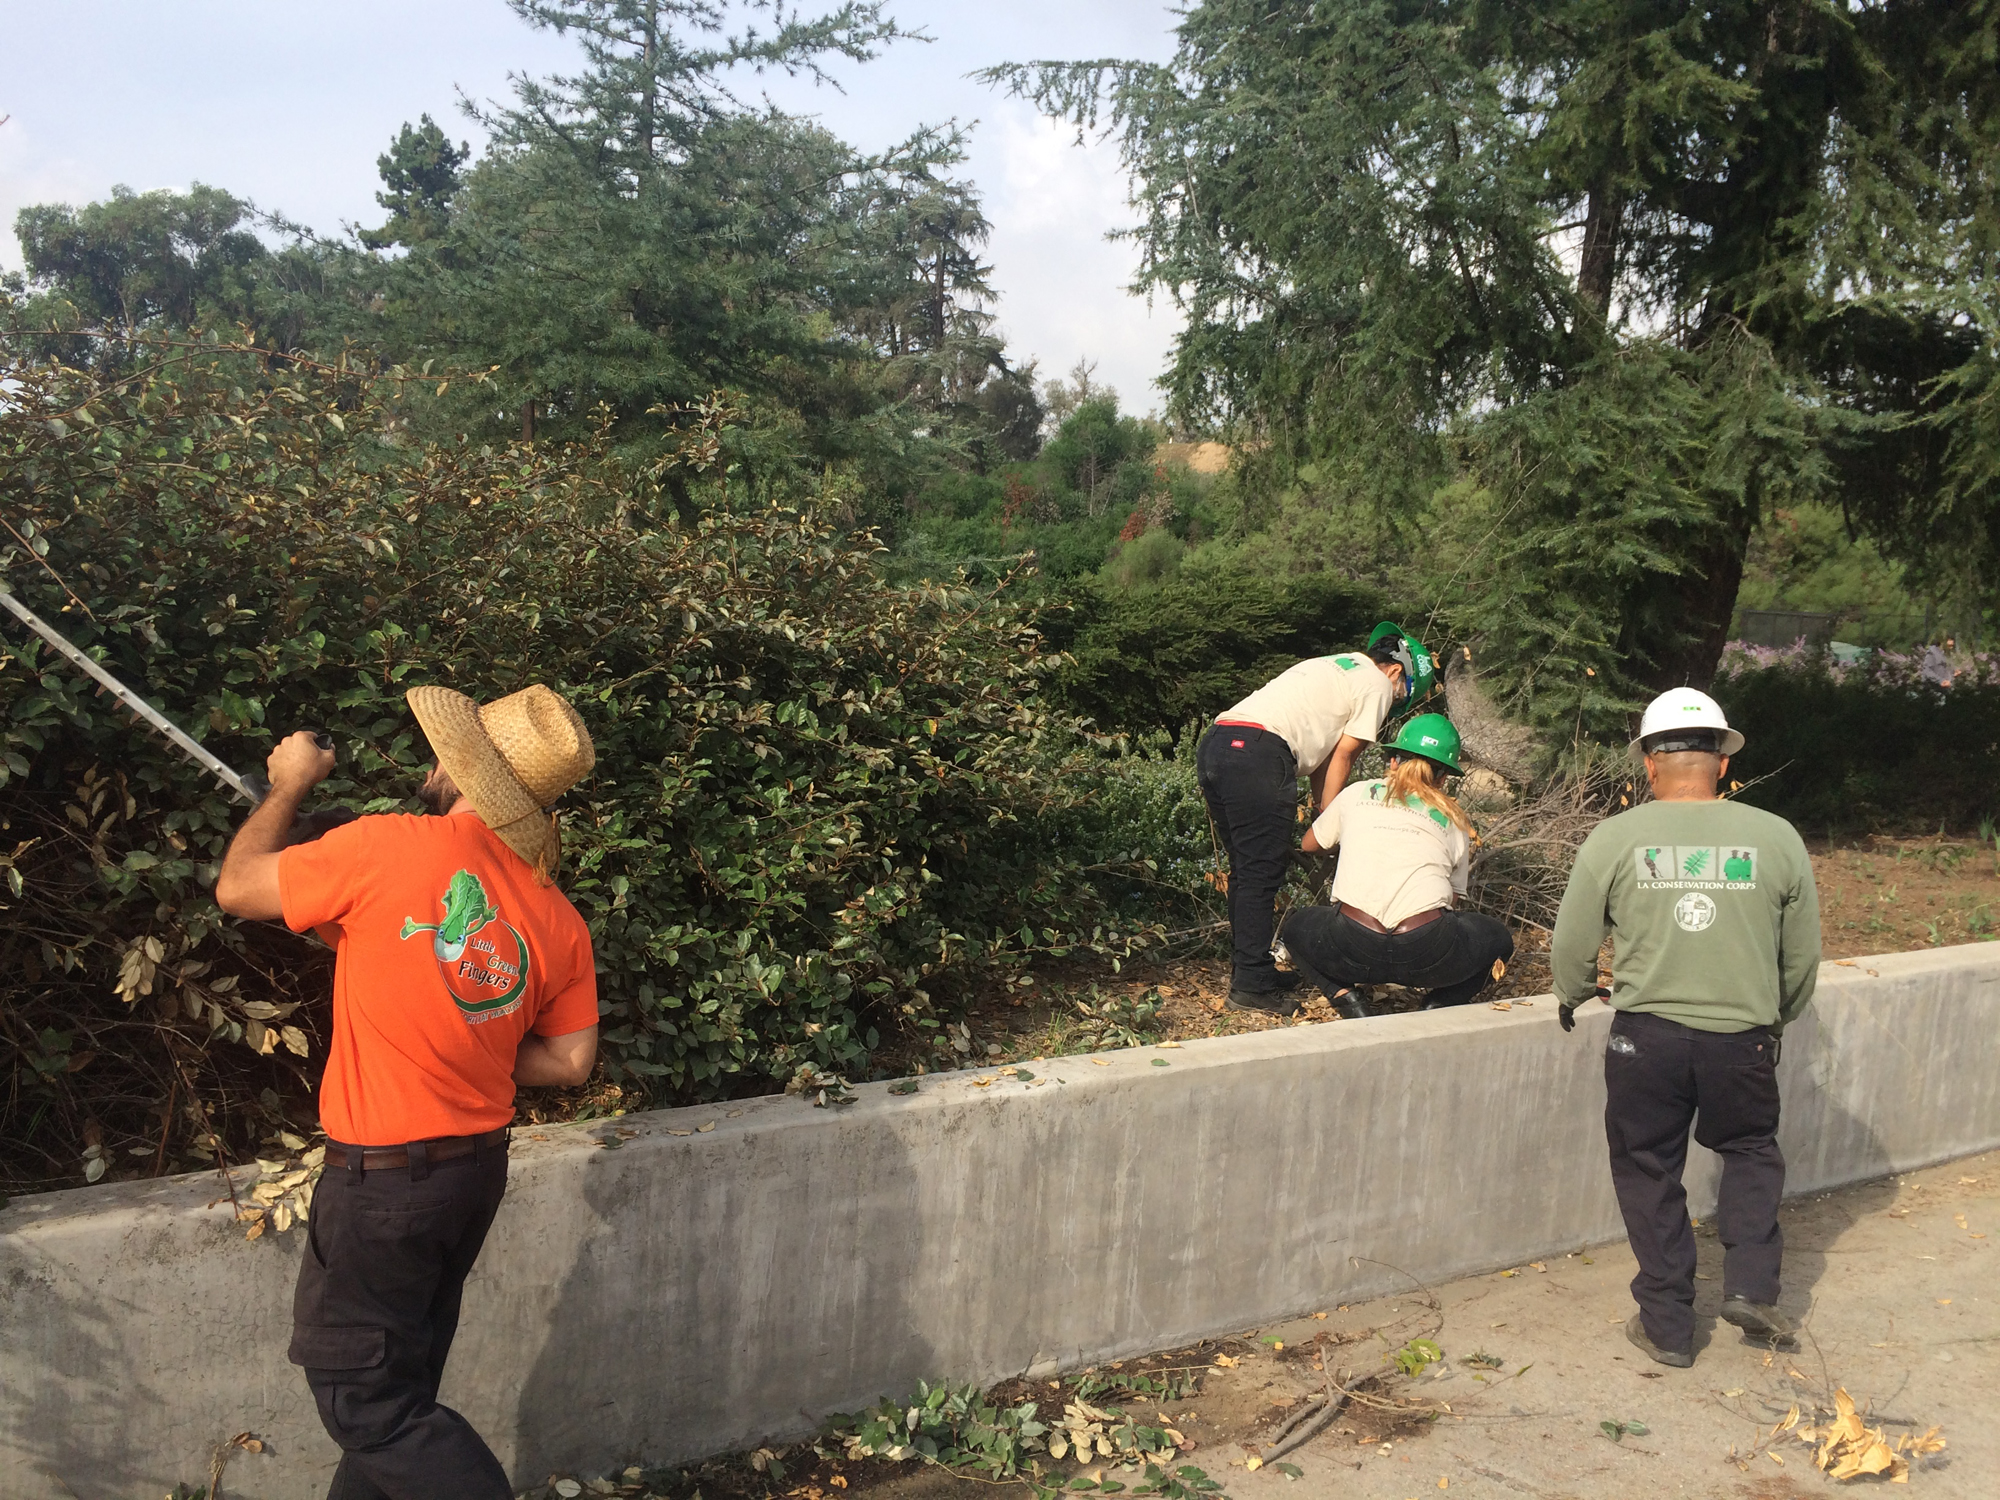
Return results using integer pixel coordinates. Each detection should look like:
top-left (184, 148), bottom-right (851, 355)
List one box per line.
top-left (1218, 1151), bottom-right (1998, 1499)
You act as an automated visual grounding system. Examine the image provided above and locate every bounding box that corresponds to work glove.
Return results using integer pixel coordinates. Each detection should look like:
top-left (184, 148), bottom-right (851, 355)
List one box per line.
top-left (1560, 986), bottom-right (1612, 1034)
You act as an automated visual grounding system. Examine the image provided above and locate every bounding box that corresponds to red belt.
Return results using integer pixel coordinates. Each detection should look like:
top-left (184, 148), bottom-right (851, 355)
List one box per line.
top-left (324, 1128), bottom-right (508, 1172)
top-left (1338, 903), bottom-right (1445, 936)
top-left (1215, 718), bottom-right (1268, 731)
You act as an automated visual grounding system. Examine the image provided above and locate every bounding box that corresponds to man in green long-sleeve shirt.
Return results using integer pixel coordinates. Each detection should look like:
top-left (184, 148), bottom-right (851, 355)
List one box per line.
top-left (1551, 688), bottom-right (1820, 1368)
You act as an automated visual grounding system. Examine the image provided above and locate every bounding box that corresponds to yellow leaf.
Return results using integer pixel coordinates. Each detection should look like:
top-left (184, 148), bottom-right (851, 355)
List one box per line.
top-left (697, 1121), bottom-right (716, 1132)
top-left (1214, 1355), bottom-right (1239, 1368)
top-left (1244, 1456), bottom-right (1262, 1472)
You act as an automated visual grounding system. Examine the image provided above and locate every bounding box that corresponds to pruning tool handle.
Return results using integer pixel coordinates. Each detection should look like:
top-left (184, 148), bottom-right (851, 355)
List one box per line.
top-left (248, 732), bottom-right (358, 844)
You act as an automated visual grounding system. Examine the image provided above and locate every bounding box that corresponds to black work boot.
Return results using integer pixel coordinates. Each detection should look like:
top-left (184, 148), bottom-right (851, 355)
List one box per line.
top-left (1226, 986), bottom-right (1301, 1017)
top-left (1719, 1297), bottom-right (1797, 1349)
top-left (1328, 987), bottom-right (1372, 1019)
top-left (1624, 1312), bottom-right (1693, 1368)
top-left (1278, 949), bottom-right (1370, 1019)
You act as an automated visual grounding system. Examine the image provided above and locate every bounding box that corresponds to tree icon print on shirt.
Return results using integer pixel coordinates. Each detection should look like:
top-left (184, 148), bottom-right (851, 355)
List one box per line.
top-left (401, 869), bottom-right (533, 1025)
top-left (1676, 847), bottom-right (1718, 880)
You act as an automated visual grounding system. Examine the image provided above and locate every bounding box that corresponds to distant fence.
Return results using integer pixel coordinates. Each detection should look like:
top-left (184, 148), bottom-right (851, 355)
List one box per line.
top-left (1732, 608), bottom-right (1981, 652)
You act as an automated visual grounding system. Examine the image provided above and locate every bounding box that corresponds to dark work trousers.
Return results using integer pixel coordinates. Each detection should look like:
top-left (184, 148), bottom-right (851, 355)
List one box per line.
top-left (1277, 905), bottom-right (1515, 1008)
top-left (1604, 1010), bottom-right (1785, 1353)
top-left (290, 1137), bottom-right (512, 1500)
top-left (1196, 724), bottom-right (1299, 992)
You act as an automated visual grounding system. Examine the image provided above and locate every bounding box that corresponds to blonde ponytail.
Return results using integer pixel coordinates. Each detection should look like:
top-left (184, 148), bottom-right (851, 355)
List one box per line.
top-left (1384, 754), bottom-right (1474, 837)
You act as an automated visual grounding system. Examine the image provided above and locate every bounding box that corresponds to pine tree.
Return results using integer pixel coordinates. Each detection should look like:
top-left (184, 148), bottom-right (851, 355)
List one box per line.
top-left (988, 0), bottom-right (2000, 727)
top-left (359, 116), bottom-right (470, 250)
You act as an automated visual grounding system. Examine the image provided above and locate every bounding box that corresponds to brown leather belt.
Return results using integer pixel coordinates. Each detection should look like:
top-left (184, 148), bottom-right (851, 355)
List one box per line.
top-left (324, 1128), bottom-right (508, 1172)
top-left (1338, 903), bottom-right (1445, 936)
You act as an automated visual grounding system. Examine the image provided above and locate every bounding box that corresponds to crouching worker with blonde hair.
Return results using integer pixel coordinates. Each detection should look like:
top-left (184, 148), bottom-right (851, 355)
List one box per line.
top-left (1276, 715), bottom-right (1513, 1020)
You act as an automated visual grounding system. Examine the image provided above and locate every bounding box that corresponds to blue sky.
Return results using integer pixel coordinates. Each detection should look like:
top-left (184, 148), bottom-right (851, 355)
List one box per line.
top-left (0, 0), bottom-right (1184, 412)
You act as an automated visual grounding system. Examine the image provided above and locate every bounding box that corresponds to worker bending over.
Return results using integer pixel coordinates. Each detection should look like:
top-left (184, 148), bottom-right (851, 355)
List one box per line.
top-left (1551, 688), bottom-right (1820, 1369)
top-left (1197, 622), bottom-right (1437, 1013)
top-left (1276, 715), bottom-right (1513, 1019)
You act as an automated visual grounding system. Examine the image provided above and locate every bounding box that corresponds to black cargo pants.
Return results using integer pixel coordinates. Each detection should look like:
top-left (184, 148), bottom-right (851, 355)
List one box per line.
top-left (1604, 1011), bottom-right (1785, 1353)
top-left (1278, 905), bottom-right (1515, 1009)
top-left (1195, 725), bottom-right (1299, 994)
top-left (291, 1138), bottom-right (512, 1500)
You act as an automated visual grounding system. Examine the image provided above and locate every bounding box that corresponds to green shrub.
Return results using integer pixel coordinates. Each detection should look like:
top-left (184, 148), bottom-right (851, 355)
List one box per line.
top-left (0, 339), bottom-right (1147, 1192)
top-left (1042, 571), bottom-right (1389, 738)
top-left (1713, 646), bottom-right (2000, 833)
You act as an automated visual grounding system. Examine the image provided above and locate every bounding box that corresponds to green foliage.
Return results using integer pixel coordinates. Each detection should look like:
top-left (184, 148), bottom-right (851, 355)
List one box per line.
top-left (1737, 504), bottom-right (1912, 620)
top-left (1713, 648), bottom-right (2000, 833)
top-left (5, 3), bottom-right (1033, 523)
top-left (989, 0), bottom-right (2000, 701)
top-left (5, 185), bottom-right (327, 358)
top-left (1598, 1418), bottom-right (1650, 1443)
top-left (1437, 333), bottom-right (1831, 730)
top-left (0, 338), bottom-right (1153, 1192)
top-left (1389, 1338), bottom-right (1443, 1379)
top-left (1042, 398), bottom-right (1150, 513)
top-left (833, 1379), bottom-right (1050, 1478)
top-left (359, 114), bottom-right (470, 250)
top-left (828, 1377), bottom-right (1221, 1500)
top-left (1043, 571), bottom-right (1387, 739)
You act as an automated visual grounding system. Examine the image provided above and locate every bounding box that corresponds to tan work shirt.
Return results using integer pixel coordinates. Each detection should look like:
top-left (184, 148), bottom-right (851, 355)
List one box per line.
top-left (1310, 779), bottom-right (1470, 928)
top-left (1219, 653), bottom-right (1395, 772)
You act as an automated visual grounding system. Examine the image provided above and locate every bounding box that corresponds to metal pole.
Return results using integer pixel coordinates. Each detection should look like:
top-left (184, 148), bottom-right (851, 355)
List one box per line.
top-left (0, 588), bottom-right (259, 804)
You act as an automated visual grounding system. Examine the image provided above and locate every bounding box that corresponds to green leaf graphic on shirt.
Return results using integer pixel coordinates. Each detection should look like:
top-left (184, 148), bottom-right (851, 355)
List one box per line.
top-left (400, 869), bottom-right (498, 946)
top-left (1681, 848), bottom-right (1711, 878)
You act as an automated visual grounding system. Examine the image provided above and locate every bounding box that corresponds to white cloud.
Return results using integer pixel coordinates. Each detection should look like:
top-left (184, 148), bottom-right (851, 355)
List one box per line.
top-left (977, 103), bottom-right (1183, 419)
top-left (0, 118), bottom-right (104, 273)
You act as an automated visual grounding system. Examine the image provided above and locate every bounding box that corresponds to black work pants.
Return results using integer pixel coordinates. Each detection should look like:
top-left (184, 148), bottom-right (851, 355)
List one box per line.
top-left (290, 1138), bottom-right (512, 1500)
top-left (1278, 905), bottom-right (1515, 1009)
top-left (1196, 725), bottom-right (1299, 992)
top-left (1603, 1011), bottom-right (1784, 1353)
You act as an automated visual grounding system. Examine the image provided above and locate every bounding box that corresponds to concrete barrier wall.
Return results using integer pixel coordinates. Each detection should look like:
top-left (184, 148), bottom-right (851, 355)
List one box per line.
top-left (6, 944), bottom-right (1999, 1499)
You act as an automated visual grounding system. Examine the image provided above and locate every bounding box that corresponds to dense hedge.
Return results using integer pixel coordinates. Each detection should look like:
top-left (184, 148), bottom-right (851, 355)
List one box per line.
top-left (1713, 647), bottom-right (2000, 834)
top-left (0, 340), bottom-right (1147, 1192)
top-left (1040, 572), bottom-right (1389, 739)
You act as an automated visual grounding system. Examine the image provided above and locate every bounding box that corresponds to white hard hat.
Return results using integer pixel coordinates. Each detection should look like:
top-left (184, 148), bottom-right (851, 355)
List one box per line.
top-left (1630, 687), bottom-right (1744, 758)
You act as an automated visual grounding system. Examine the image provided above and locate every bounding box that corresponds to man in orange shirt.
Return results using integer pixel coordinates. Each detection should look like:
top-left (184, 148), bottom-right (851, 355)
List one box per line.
top-left (217, 683), bottom-right (600, 1500)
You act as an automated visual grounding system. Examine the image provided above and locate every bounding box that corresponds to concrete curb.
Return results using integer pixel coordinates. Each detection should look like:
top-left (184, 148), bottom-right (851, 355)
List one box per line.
top-left (5, 944), bottom-right (1998, 1498)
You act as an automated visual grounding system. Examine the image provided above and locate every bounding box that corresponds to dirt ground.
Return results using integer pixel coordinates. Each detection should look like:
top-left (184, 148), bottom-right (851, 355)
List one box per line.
top-left (525, 1152), bottom-right (1997, 1500)
top-left (919, 835), bottom-right (2000, 1071)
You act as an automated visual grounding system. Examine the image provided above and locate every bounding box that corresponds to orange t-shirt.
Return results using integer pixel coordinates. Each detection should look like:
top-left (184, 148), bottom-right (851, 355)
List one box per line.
top-left (278, 808), bottom-right (598, 1146)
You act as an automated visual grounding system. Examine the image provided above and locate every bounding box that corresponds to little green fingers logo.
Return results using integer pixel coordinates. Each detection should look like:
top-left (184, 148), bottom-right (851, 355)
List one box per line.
top-left (401, 869), bottom-right (532, 1025)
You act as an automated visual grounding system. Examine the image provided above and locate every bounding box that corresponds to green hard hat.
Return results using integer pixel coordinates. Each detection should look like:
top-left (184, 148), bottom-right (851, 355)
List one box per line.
top-left (1384, 713), bottom-right (1463, 774)
top-left (1367, 621), bottom-right (1440, 712)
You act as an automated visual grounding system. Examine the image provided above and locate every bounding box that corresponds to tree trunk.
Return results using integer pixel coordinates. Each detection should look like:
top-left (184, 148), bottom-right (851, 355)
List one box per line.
top-left (520, 400), bottom-right (536, 443)
top-left (1578, 181), bottom-right (1624, 315)
top-left (1637, 517), bottom-right (1750, 695)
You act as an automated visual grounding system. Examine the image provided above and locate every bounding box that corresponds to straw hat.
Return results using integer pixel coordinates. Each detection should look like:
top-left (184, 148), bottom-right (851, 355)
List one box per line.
top-left (407, 683), bottom-right (594, 876)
